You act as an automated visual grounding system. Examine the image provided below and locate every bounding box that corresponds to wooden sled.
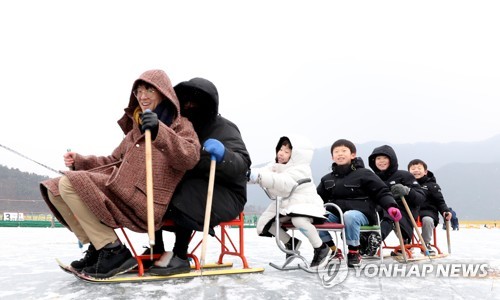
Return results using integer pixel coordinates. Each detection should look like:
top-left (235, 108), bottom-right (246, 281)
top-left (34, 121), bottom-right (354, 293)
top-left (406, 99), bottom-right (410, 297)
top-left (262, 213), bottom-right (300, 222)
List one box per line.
top-left (60, 212), bottom-right (264, 283)
top-left (57, 257), bottom-right (260, 283)
top-left (384, 217), bottom-right (450, 262)
top-left (124, 212), bottom-right (263, 276)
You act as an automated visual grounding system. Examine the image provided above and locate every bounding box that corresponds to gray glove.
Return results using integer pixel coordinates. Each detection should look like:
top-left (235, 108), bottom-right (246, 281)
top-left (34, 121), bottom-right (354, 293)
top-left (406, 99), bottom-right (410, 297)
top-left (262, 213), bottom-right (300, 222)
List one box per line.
top-left (391, 184), bottom-right (410, 198)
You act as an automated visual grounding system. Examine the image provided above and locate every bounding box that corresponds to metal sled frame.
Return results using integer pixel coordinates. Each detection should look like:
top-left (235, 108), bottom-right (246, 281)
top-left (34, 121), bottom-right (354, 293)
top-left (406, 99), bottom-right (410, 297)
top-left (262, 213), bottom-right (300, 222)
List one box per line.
top-left (383, 217), bottom-right (445, 259)
top-left (263, 179), bottom-right (348, 272)
top-left (118, 212), bottom-right (264, 277)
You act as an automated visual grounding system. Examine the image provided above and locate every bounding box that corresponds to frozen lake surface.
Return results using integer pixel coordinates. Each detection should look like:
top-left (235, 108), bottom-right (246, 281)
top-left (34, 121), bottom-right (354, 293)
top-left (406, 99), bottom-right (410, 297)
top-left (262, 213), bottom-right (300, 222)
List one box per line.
top-left (0, 226), bottom-right (498, 299)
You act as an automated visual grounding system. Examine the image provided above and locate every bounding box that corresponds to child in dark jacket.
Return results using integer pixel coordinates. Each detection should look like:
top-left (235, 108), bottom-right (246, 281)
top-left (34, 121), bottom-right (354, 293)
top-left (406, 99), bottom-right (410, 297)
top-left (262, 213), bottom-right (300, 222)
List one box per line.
top-left (317, 139), bottom-right (400, 267)
top-left (408, 159), bottom-right (451, 255)
top-left (368, 145), bottom-right (426, 255)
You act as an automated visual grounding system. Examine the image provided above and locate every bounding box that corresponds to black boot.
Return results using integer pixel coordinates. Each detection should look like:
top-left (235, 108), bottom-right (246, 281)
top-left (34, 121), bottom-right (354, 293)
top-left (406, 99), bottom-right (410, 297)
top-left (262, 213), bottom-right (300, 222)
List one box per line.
top-left (149, 254), bottom-right (191, 276)
top-left (364, 232), bottom-right (382, 256)
top-left (70, 244), bottom-right (99, 272)
top-left (284, 237), bottom-right (302, 259)
top-left (82, 244), bottom-right (137, 279)
top-left (310, 243), bottom-right (332, 268)
top-left (347, 250), bottom-right (362, 267)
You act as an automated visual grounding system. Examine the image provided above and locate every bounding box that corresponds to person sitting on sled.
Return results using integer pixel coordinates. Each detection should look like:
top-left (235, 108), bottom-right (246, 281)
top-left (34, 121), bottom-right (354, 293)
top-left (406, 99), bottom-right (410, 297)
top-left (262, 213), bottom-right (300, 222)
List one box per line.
top-left (40, 69), bottom-right (200, 279)
top-left (148, 77), bottom-right (251, 276)
top-left (408, 159), bottom-right (452, 255)
top-left (250, 135), bottom-right (332, 269)
top-left (316, 139), bottom-right (400, 268)
top-left (367, 145), bottom-right (426, 256)
top-left (449, 207), bottom-right (459, 230)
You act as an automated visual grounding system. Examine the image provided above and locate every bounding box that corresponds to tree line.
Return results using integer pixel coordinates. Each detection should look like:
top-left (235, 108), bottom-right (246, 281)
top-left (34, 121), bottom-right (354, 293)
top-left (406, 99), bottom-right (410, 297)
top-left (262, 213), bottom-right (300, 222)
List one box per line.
top-left (0, 165), bottom-right (49, 200)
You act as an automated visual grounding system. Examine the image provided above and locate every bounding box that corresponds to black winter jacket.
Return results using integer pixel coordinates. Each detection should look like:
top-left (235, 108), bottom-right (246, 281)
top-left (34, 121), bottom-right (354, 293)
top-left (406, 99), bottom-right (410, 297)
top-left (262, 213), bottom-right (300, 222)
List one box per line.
top-left (168, 78), bottom-right (251, 231)
top-left (368, 145), bottom-right (426, 219)
top-left (417, 170), bottom-right (450, 226)
top-left (316, 157), bottom-right (397, 225)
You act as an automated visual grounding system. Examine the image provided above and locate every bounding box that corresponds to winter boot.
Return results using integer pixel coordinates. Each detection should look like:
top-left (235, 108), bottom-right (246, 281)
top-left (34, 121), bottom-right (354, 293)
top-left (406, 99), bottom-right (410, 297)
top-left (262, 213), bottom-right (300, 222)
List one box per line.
top-left (364, 232), bottom-right (381, 256)
top-left (82, 244), bottom-right (137, 279)
top-left (347, 250), bottom-right (362, 268)
top-left (310, 243), bottom-right (332, 269)
top-left (284, 237), bottom-right (302, 258)
top-left (70, 244), bottom-right (99, 272)
top-left (359, 232), bottom-right (368, 255)
top-left (149, 253), bottom-right (191, 276)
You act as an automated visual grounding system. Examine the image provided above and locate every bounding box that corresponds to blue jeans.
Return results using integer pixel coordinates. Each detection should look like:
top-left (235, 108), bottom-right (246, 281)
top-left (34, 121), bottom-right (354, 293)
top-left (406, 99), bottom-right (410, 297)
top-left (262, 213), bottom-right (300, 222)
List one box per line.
top-left (319, 210), bottom-right (369, 247)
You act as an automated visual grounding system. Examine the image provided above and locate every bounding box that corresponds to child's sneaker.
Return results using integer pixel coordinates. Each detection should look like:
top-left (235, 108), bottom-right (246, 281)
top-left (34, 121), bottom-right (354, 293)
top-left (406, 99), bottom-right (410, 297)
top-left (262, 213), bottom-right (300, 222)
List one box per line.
top-left (347, 250), bottom-right (362, 268)
top-left (284, 237), bottom-right (302, 258)
top-left (82, 244), bottom-right (137, 279)
top-left (310, 243), bottom-right (332, 268)
top-left (365, 232), bottom-right (381, 256)
top-left (422, 243), bottom-right (436, 256)
top-left (329, 248), bottom-right (343, 262)
top-left (70, 244), bottom-right (99, 272)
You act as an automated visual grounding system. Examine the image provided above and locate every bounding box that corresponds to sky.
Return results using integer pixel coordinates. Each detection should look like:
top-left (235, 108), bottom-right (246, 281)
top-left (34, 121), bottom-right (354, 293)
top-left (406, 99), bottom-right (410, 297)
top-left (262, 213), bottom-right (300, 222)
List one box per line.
top-left (1, 0), bottom-right (499, 177)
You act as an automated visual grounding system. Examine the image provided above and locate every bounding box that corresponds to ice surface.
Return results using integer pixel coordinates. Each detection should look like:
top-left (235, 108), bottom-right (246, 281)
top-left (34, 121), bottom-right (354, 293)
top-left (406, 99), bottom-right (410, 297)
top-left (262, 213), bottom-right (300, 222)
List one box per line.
top-left (0, 226), bottom-right (498, 300)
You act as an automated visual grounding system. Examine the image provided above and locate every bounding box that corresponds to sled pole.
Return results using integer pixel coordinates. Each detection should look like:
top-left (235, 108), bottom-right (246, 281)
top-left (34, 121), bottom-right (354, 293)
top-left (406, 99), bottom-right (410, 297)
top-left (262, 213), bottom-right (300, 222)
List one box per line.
top-left (401, 196), bottom-right (431, 259)
top-left (145, 128), bottom-right (155, 260)
top-left (446, 218), bottom-right (451, 254)
top-left (394, 221), bottom-right (408, 262)
top-left (0, 143), bottom-right (63, 175)
top-left (200, 157), bottom-right (217, 274)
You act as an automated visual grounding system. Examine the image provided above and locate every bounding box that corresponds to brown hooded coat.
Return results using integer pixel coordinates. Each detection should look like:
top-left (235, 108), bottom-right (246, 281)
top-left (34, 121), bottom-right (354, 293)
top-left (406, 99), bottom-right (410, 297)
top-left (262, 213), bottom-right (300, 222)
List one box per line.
top-left (40, 70), bottom-right (200, 233)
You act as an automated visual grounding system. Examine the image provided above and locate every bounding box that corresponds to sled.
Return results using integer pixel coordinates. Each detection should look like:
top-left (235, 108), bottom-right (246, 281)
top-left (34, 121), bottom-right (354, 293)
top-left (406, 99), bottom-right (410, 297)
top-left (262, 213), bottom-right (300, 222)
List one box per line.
top-left (56, 258), bottom-right (78, 275)
top-left (130, 213), bottom-right (263, 274)
top-left (383, 216), bottom-right (450, 262)
top-left (56, 257), bottom-right (259, 283)
top-left (72, 267), bottom-right (264, 283)
top-left (391, 253), bottom-right (448, 263)
top-left (59, 212), bottom-right (264, 283)
top-left (263, 179), bottom-right (348, 273)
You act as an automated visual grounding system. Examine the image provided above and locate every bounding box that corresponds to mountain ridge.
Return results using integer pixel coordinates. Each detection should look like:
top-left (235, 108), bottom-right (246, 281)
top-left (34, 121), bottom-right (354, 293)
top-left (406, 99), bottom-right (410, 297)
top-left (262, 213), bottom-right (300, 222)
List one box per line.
top-left (247, 134), bottom-right (500, 220)
top-left (2, 134), bottom-right (500, 220)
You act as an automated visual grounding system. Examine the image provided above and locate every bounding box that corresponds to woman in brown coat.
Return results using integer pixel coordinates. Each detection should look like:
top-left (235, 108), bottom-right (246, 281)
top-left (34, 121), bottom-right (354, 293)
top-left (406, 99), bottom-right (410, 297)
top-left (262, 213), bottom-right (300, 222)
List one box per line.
top-left (40, 69), bottom-right (200, 279)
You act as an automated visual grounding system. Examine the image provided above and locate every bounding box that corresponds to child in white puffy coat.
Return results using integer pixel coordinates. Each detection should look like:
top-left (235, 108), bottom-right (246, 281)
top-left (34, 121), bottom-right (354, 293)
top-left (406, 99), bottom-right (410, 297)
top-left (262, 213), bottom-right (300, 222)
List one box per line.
top-left (248, 135), bottom-right (331, 268)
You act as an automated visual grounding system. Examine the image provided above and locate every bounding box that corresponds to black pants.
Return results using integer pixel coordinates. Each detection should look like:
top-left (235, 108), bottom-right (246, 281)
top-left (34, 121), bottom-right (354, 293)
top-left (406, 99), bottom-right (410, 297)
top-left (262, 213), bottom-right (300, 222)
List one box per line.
top-left (380, 216), bottom-right (413, 244)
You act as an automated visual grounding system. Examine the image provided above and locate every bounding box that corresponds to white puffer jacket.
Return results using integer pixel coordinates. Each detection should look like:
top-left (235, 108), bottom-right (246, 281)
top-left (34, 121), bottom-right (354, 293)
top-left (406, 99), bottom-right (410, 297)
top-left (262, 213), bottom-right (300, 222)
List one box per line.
top-left (255, 135), bottom-right (326, 236)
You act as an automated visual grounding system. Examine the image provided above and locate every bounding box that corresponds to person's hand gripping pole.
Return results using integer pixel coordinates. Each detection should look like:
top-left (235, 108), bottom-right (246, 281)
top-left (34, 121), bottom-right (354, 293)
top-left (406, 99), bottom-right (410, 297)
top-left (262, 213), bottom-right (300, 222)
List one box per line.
top-left (388, 207), bottom-right (407, 262)
top-left (444, 212), bottom-right (452, 254)
top-left (142, 109), bottom-right (157, 260)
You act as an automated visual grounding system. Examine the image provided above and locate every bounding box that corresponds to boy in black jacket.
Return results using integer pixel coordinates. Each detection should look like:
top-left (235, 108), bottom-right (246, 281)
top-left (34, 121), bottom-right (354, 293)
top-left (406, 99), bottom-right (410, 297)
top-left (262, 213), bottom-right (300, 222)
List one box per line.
top-left (408, 159), bottom-right (451, 255)
top-left (317, 139), bottom-right (401, 267)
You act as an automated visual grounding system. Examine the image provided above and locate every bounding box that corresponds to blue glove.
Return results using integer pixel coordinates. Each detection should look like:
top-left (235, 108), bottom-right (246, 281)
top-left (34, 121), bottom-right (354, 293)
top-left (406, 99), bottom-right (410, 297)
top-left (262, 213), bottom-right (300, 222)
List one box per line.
top-left (203, 138), bottom-right (225, 163)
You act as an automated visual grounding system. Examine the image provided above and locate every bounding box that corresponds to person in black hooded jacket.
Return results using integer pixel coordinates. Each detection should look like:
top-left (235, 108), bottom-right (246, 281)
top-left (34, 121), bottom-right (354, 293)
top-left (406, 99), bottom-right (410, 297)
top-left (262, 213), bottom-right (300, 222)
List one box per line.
top-left (408, 159), bottom-right (451, 255)
top-left (367, 145), bottom-right (426, 254)
top-left (149, 77), bottom-right (251, 276)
